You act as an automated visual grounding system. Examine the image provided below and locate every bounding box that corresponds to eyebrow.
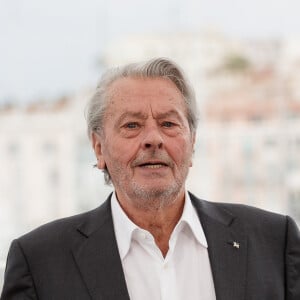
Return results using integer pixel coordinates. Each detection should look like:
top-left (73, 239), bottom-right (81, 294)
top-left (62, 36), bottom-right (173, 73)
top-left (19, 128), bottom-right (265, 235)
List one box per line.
top-left (116, 111), bottom-right (148, 126)
top-left (155, 110), bottom-right (185, 121)
top-left (116, 109), bottom-right (186, 126)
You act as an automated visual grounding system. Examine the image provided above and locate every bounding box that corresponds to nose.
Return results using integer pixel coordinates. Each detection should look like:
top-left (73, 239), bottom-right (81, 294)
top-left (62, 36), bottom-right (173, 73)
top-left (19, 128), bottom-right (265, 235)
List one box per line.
top-left (142, 124), bottom-right (163, 150)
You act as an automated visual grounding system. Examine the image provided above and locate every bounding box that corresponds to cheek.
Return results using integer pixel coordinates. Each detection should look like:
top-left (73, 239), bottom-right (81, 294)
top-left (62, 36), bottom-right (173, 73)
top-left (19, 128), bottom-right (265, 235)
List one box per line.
top-left (105, 138), bottom-right (140, 165)
top-left (167, 137), bottom-right (193, 161)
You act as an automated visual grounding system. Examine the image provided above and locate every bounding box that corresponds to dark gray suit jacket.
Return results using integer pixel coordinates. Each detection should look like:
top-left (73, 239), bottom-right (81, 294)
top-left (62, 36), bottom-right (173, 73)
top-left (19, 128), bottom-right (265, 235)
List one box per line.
top-left (1, 193), bottom-right (300, 299)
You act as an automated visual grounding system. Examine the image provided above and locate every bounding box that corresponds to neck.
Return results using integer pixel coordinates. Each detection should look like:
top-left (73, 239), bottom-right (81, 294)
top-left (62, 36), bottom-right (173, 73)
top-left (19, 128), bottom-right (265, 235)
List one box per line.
top-left (117, 191), bottom-right (185, 257)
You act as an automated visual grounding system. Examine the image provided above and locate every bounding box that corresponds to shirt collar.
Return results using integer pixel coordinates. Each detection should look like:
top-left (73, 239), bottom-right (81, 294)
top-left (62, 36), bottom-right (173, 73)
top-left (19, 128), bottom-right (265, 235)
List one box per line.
top-left (178, 191), bottom-right (208, 248)
top-left (111, 191), bottom-right (208, 261)
top-left (111, 192), bottom-right (138, 260)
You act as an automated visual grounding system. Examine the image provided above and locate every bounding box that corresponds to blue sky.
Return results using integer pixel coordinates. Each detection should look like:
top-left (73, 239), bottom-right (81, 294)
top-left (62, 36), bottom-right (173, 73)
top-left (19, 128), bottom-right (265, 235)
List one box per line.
top-left (1, 0), bottom-right (300, 104)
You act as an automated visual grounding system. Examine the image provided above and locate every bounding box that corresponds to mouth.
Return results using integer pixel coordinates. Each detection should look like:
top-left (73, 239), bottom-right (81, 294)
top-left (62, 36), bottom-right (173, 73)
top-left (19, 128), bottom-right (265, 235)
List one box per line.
top-left (138, 161), bottom-right (169, 169)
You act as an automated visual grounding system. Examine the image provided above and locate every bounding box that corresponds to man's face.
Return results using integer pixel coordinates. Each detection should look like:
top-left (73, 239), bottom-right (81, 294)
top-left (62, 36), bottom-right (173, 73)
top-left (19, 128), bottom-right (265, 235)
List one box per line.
top-left (92, 77), bottom-right (195, 210)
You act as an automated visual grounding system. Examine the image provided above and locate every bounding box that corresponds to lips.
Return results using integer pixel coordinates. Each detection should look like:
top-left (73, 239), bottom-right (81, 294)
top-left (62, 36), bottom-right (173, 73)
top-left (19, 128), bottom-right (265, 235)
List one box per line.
top-left (132, 153), bottom-right (173, 170)
top-left (139, 162), bottom-right (168, 169)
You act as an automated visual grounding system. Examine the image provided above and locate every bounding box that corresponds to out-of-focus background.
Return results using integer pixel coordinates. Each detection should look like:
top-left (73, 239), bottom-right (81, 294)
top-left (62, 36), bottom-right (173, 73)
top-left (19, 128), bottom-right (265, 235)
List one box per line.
top-left (1, 0), bottom-right (300, 289)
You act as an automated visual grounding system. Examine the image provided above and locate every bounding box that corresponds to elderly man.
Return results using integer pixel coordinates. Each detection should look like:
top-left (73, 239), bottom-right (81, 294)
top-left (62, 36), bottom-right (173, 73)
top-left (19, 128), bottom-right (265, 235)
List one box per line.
top-left (1, 58), bottom-right (300, 299)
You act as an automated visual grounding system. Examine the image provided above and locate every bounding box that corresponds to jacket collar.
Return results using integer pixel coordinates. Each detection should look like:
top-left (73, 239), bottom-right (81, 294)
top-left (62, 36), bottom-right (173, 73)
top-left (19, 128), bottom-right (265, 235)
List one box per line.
top-left (190, 192), bottom-right (247, 300)
top-left (72, 194), bottom-right (130, 300)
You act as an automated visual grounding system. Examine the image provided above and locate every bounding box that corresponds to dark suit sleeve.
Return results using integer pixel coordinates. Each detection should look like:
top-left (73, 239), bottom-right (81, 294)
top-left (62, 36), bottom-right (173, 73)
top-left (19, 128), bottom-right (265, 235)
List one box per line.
top-left (1, 239), bottom-right (38, 300)
top-left (285, 216), bottom-right (300, 299)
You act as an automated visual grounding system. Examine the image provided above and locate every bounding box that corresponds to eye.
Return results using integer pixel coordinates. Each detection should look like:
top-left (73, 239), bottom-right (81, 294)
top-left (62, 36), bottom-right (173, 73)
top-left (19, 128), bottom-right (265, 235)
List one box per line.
top-left (124, 122), bottom-right (140, 129)
top-left (162, 121), bottom-right (175, 128)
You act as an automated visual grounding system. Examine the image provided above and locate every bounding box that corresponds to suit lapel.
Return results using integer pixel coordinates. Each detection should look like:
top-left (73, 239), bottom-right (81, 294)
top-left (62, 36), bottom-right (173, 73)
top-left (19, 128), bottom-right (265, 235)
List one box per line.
top-left (191, 194), bottom-right (247, 300)
top-left (72, 196), bottom-right (130, 300)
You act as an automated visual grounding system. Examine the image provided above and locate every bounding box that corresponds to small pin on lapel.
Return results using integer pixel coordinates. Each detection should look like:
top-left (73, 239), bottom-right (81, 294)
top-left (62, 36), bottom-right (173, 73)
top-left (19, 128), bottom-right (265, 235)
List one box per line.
top-left (233, 241), bottom-right (240, 249)
top-left (227, 241), bottom-right (240, 249)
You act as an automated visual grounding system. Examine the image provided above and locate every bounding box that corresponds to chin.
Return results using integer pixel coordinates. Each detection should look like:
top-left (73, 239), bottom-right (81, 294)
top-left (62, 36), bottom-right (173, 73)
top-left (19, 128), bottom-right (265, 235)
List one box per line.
top-left (129, 181), bottom-right (183, 205)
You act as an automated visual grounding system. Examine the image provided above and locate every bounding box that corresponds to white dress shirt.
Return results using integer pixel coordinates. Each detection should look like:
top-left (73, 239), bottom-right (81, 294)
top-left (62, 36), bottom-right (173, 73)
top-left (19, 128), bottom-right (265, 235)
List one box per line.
top-left (111, 191), bottom-right (216, 300)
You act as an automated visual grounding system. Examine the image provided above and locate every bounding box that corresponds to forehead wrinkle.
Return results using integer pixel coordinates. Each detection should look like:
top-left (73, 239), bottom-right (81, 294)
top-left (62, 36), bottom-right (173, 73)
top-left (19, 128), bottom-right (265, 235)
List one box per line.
top-left (149, 103), bottom-right (187, 123)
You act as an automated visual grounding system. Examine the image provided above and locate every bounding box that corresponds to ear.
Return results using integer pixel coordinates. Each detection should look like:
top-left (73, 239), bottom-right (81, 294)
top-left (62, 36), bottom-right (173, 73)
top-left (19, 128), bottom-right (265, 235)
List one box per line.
top-left (91, 132), bottom-right (106, 169)
top-left (189, 133), bottom-right (196, 167)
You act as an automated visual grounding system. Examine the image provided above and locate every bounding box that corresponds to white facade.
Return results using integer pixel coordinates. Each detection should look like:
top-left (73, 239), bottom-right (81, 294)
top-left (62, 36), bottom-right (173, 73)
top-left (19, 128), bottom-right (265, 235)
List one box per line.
top-left (188, 120), bottom-right (300, 221)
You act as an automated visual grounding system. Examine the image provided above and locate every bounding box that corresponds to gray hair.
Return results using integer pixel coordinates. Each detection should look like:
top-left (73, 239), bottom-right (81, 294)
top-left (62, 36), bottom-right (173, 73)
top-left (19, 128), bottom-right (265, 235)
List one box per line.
top-left (85, 57), bottom-right (198, 184)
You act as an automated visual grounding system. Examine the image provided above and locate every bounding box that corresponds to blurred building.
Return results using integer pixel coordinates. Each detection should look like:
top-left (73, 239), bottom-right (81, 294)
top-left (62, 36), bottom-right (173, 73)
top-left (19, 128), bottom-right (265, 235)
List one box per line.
top-left (202, 34), bottom-right (300, 223)
top-left (188, 121), bottom-right (300, 222)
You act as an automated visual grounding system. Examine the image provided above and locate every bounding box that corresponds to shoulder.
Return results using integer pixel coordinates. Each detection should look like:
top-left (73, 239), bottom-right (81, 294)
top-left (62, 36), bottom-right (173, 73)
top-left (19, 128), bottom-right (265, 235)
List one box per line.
top-left (189, 192), bottom-right (300, 254)
top-left (189, 192), bottom-right (293, 234)
top-left (214, 200), bottom-right (286, 224)
top-left (16, 197), bottom-right (112, 252)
